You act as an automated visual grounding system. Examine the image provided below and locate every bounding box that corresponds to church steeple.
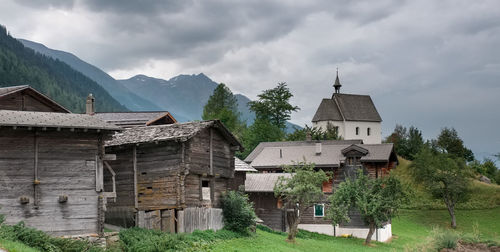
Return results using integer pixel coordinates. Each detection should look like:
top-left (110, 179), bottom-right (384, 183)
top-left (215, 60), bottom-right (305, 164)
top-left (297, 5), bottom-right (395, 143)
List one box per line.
top-left (334, 67), bottom-right (341, 94)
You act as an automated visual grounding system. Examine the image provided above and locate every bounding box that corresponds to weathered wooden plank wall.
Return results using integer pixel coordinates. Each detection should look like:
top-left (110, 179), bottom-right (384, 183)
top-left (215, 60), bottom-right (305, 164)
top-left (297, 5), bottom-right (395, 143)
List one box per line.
top-left (179, 207), bottom-right (223, 233)
top-left (0, 92), bottom-right (60, 112)
top-left (0, 129), bottom-right (101, 236)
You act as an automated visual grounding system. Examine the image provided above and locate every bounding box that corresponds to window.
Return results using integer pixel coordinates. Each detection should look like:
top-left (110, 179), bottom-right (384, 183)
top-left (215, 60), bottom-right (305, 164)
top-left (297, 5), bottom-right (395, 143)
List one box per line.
top-left (367, 127), bottom-right (371, 136)
top-left (314, 204), bottom-right (324, 217)
top-left (202, 180), bottom-right (211, 201)
top-left (355, 127), bottom-right (359, 135)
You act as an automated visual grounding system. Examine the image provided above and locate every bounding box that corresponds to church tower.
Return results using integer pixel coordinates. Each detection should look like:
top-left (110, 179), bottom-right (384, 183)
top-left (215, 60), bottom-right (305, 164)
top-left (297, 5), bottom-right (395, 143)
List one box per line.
top-left (312, 72), bottom-right (382, 144)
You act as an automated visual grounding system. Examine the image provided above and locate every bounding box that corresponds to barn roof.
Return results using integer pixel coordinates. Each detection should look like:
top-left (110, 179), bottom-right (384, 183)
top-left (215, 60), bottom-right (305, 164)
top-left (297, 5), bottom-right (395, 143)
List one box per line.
top-left (312, 93), bottom-right (381, 122)
top-left (95, 111), bottom-right (177, 128)
top-left (235, 157), bottom-right (257, 172)
top-left (244, 139), bottom-right (363, 163)
top-left (249, 142), bottom-right (395, 169)
top-left (245, 173), bottom-right (292, 192)
top-left (106, 120), bottom-right (243, 149)
top-left (0, 110), bottom-right (121, 130)
top-left (0, 85), bottom-right (71, 113)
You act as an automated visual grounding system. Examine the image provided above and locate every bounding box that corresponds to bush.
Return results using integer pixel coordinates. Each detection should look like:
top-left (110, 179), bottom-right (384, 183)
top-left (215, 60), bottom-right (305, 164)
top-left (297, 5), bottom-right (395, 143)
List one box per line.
top-left (220, 191), bottom-right (256, 234)
top-left (0, 213), bottom-right (4, 225)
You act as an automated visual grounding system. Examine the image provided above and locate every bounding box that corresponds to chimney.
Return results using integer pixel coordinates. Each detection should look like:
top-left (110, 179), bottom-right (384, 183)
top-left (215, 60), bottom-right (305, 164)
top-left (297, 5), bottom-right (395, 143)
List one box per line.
top-left (86, 94), bottom-right (95, 115)
top-left (306, 131), bottom-right (312, 141)
top-left (315, 142), bottom-right (322, 155)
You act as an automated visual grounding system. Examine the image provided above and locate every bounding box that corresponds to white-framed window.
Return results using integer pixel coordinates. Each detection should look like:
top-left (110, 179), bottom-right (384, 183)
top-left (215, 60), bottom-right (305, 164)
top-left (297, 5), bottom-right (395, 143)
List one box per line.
top-left (314, 203), bottom-right (325, 217)
top-left (367, 127), bottom-right (371, 136)
top-left (355, 127), bottom-right (359, 135)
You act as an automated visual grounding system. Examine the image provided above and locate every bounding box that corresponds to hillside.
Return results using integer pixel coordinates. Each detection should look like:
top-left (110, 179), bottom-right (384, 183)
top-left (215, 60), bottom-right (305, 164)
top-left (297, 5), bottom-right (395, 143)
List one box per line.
top-left (0, 26), bottom-right (126, 113)
top-left (393, 157), bottom-right (500, 210)
top-left (19, 39), bottom-right (162, 111)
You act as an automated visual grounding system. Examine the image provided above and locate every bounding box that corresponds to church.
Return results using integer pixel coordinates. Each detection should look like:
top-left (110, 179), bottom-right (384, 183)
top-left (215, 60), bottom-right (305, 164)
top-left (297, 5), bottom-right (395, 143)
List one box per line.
top-left (312, 72), bottom-right (382, 144)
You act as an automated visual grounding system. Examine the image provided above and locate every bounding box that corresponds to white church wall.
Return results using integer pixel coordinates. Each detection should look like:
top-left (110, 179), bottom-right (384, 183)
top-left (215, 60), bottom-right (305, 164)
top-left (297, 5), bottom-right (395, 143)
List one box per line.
top-left (312, 120), bottom-right (346, 138)
top-left (344, 121), bottom-right (381, 144)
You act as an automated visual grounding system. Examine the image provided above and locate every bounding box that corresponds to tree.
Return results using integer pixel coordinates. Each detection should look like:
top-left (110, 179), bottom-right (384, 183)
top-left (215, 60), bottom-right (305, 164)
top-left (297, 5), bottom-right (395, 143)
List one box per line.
top-left (326, 170), bottom-right (406, 245)
top-left (202, 83), bottom-right (244, 136)
top-left (481, 158), bottom-right (498, 183)
top-left (248, 82), bottom-right (299, 130)
top-left (385, 125), bottom-right (425, 160)
top-left (286, 123), bottom-right (341, 141)
top-left (239, 119), bottom-right (284, 159)
top-left (436, 127), bottom-right (474, 162)
top-left (274, 162), bottom-right (329, 242)
top-left (411, 147), bottom-right (472, 228)
top-left (221, 191), bottom-right (257, 234)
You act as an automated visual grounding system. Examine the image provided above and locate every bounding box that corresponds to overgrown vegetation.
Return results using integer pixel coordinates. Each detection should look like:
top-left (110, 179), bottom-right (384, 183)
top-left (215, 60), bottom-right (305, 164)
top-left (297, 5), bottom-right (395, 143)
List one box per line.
top-left (220, 191), bottom-right (257, 234)
top-left (0, 221), bottom-right (103, 252)
top-left (118, 227), bottom-right (242, 252)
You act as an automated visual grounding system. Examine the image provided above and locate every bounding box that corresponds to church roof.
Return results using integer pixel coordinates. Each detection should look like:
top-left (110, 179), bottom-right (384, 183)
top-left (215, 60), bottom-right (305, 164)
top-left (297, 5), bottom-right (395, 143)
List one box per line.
top-left (312, 93), bottom-right (382, 122)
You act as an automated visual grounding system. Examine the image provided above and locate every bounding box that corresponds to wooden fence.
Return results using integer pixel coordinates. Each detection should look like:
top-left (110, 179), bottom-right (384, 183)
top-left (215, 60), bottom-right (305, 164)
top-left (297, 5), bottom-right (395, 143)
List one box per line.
top-left (177, 207), bottom-right (224, 233)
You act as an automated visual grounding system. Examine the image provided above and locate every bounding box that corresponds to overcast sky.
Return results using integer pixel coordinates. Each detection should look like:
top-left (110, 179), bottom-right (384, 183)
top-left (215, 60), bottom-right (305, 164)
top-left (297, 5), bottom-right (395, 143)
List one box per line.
top-left (1, 0), bottom-right (499, 160)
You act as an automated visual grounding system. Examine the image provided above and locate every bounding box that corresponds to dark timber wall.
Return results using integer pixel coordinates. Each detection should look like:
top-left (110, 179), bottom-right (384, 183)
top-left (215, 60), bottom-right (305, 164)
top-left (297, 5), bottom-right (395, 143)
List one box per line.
top-left (104, 126), bottom-right (236, 230)
top-left (0, 128), bottom-right (103, 236)
top-left (0, 91), bottom-right (64, 112)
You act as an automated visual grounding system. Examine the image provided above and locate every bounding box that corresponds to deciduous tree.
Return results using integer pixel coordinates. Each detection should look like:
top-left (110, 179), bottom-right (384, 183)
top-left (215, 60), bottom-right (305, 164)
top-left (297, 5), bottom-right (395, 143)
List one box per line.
top-left (326, 170), bottom-right (406, 245)
top-left (274, 162), bottom-right (329, 242)
top-left (411, 147), bottom-right (472, 228)
top-left (248, 82), bottom-right (299, 130)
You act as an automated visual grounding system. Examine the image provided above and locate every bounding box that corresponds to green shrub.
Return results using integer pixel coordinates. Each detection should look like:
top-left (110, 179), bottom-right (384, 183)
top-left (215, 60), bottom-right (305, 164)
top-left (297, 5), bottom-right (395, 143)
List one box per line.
top-left (220, 191), bottom-right (257, 234)
top-left (436, 231), bottom-right (458, 249)
top-left (0, 213), bottom-right (4, 225)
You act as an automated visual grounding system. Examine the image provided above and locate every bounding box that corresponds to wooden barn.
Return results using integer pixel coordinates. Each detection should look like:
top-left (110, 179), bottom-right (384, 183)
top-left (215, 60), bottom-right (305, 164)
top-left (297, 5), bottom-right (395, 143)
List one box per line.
top-left (244, 140), bottom-right (398, 241)
top-left (103, 120), bottom-right (242, 233)
top-left (0, 110), bottom-right (121, 236)
top-left (0, 85), bottom-right (70, 112)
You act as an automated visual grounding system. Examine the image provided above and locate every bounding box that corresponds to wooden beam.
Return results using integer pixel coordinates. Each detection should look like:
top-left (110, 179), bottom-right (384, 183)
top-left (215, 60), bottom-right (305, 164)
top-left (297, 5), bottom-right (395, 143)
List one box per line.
top-left (210, 128), bottom-right (213, 176)
top-left (103, 154), bottom-right (117, 161)
top-left (33, 131), bottom-right (39, 208)
top-left (104, 161), bottom-right (117, 199)
top-left (133, 145), bottom-right (138, 209)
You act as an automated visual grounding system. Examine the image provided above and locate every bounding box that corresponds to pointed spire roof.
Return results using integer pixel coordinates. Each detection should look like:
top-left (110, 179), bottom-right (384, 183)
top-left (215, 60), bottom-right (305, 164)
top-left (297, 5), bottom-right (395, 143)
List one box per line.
top-left (333, 68), bottom-right (341, 94)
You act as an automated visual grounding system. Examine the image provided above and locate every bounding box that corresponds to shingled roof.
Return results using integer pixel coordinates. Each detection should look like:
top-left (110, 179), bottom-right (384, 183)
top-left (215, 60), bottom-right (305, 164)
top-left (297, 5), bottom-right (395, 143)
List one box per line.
top-left (95, 111), bottom-right (177, 128)
top-left (248, 142), bottom-right (395, 169)
top-left (0, 110), bottom-right (121, 130)
top-left (235, 157), bottom-right (257, 172)
top-left (312, 93), bottom-right (381, 122)
top-left (245, 173), bottom-right (292, 192)
top-left (106, 120), bottom-right (243, 149)
top-left (244, 139), bottom-right (363, 163)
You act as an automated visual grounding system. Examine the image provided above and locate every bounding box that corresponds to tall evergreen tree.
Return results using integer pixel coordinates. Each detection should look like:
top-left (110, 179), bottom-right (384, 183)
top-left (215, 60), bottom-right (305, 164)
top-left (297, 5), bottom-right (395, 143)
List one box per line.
top-left (435, 127), bottom-right (474, 162)
top-left (202, 83), bottom-right (244, 135)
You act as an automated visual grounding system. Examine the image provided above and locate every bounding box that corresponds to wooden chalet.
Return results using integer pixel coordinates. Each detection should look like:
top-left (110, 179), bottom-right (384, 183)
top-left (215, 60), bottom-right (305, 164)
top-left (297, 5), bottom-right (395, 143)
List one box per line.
top-left (103, 120), bottom-right (242, 233)
top-left (0, 110), bottom-right (121, 236)
top-left (95, 111), bottom-right (177, 128)
top-left (0, 85), bottom-right (70, 112)
top-left (244, 140), bottom-right (397, 241)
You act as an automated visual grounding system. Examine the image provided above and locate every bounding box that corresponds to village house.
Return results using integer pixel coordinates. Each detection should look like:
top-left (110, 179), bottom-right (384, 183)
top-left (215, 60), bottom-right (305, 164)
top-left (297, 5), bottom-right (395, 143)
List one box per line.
top-left (0, 108), bottom-right (121, 236)
top-left (244, 140), bottom-right (397, 241)
top-left (94, 111), bottom-right (177, 128)
top-left (312, 72), bottom-right (382, 144)
top-left (103, 120), bottom-right (242, 233)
